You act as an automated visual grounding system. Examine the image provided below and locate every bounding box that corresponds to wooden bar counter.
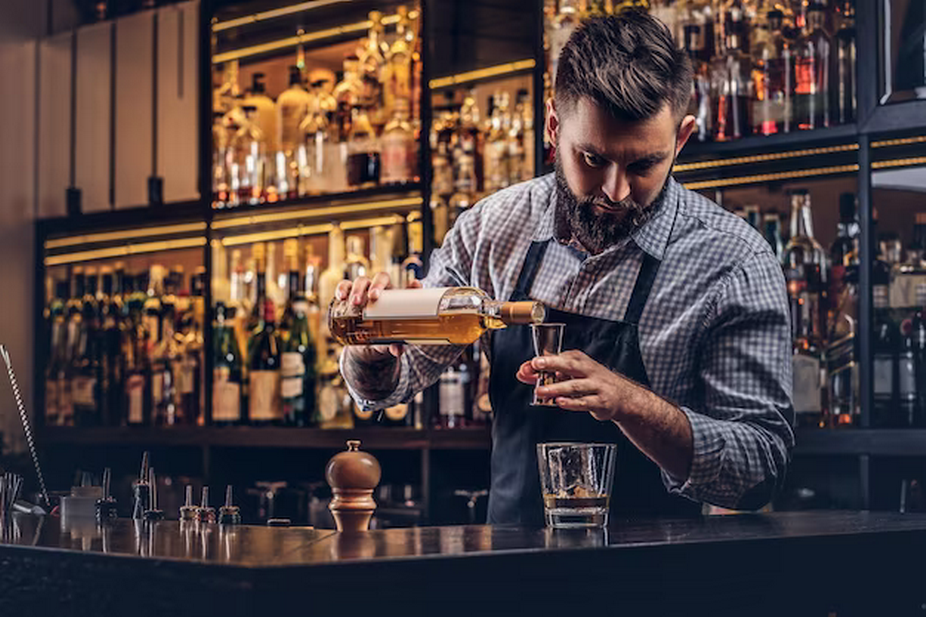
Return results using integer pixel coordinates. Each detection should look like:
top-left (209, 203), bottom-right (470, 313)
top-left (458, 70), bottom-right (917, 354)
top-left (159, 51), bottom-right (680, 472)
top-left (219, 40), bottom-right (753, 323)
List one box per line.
top-left (0, 511), bottom-right (924, 616)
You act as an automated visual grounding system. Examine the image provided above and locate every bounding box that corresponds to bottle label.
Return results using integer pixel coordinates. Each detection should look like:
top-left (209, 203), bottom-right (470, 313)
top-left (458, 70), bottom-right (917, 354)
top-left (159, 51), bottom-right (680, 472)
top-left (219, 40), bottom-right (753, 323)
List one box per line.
top-left (280, 352), bottom-right (305, 399)
top-left (177, 358), bottom-right (197, 395)
top-left (72, 376), bottom-right (97, 407)
top-left (381, 136), bottom-right (415, 184)
top-left (249, 370), bottom-right (281, 421)
top-left (362, 287), bottom-right (450, 319)
top-left (873, 355), bottom-right (893, 395)
top-left (792, 354), bottom-right (821, 413)
top-left (440, 370), bottom-right (465, 417)
top-left (126, 374), bottom-right (145, 424)
top-left (213, 367), bottom-right (241, 422)
top-left (318, 382), bottom-right (339, 422)
top-left (152, 371), bottom-right (166, 405)
top-left (873, 285), bottom-right (889, 309)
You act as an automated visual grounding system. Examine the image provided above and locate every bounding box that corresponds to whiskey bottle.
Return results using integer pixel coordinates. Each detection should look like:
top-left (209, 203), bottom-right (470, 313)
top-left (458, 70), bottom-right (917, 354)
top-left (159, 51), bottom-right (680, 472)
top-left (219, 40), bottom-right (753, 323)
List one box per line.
top-left (73, 268), bottom-right (102, 427)
top-left (345, 234), bottom-right (371, 281)
top-left (381, 100), bottom-right (416, 186)
top-left (277, 65), bottom-right (312, 158)
top-left (248, 298), bottom-right (282, 425)
top-left (711, 6), bottom-right (752, 141)
top-left (872, 237), bottom-right (897, 427)
top-left (794, 3), bottom-right (833, 130)
top-left (242, 73), bottom-right (278, 154)
top-left (752, 9), bottom-right (792, 135)
top-left (684, 16), bottom-right (714, 142)
top-left (328, 287), bottom-right (545, 347)
top-left (213, 303), bottom-right (243, 426)
top-left (151, 303), bottom-right (178, 426)
top-left (123, 274), bottom-right (150, 426)
top-left (784, 190), bottom-right (828, 427)
top-left (835, 1), bottom-right (856, 124)
top-left (762, 212), bottom-right (785, 262)
top-left (346, 108), bottom-right (381, 188)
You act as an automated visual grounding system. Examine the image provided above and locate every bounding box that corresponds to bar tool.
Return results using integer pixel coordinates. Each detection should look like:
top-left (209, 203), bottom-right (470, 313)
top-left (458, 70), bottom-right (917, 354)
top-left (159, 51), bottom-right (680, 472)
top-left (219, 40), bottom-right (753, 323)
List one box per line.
top-left (132, 451), bottom-right (151, 520)
top-left (95, 467), bottom-right (117, 521)
top-left (218, 485), bottom-right (241, 526)
top-left (179, 485), bottom-right (198, 521)
top-left (197, 486), bottom-right (216, 524)
top-left (143, 467), bottom-right (164, 521)
top-left (0, 345), bottom-right (50, 512)
top-left (0, 472), bottom-right (23, 534)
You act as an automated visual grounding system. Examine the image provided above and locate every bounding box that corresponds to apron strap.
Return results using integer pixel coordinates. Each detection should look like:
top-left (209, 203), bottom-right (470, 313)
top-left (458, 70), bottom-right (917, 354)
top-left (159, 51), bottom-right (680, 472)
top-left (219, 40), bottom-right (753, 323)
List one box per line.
top-left (623, 252), bottom-right (661, 326)
top-left (510, 240), bottom-right (551, 301)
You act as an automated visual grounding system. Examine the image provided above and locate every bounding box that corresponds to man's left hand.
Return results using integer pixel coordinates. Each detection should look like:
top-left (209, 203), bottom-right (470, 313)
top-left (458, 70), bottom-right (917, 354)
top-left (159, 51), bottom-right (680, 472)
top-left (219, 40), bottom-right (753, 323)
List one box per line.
top-left (516, 350), bottom-right (646, 422)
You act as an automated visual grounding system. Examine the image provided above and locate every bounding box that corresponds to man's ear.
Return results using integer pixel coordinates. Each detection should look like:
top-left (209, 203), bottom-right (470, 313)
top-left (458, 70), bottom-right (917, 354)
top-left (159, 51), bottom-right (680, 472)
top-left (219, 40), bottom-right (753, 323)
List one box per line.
top-left (675, 114), bottom-right (697, 157)
top-left (546, 98), bottom-right (559, 146)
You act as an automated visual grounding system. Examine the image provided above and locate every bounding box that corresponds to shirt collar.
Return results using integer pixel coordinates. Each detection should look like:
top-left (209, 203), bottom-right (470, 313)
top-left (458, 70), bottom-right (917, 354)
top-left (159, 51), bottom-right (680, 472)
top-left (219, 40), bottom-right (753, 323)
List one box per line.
top-left (533, 175), bottom-right (680, 261)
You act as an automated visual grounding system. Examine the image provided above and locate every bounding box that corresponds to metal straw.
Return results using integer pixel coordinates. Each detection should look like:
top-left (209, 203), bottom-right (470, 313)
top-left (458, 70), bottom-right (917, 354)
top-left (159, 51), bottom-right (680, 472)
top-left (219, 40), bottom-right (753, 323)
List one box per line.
top-left (0, 346), bottom-right (50, 508)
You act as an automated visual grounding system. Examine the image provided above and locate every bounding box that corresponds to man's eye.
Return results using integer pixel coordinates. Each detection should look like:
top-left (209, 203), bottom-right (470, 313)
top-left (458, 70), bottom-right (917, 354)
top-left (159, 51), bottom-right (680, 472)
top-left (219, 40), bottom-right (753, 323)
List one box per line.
top-left (628, 161), bottom-right (657, 176)
top-left (582, 153), bottom-right (606, 168)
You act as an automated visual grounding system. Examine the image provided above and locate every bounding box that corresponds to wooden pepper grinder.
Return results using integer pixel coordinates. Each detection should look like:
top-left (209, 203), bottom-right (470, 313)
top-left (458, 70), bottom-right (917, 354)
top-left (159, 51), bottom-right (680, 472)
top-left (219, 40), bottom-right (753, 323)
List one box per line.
top-left (326, 440), bottom-right (381, 532)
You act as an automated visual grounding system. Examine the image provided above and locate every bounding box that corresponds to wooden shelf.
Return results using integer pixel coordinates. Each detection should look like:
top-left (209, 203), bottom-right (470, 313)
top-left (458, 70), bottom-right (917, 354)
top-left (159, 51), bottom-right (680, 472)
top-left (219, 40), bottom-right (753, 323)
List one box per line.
top-left (39, 425), bottom-right (491, 451)
top-left (211, 184), bottom-right (423, 220)
top-left (794, 428), bottom-right (926, 457)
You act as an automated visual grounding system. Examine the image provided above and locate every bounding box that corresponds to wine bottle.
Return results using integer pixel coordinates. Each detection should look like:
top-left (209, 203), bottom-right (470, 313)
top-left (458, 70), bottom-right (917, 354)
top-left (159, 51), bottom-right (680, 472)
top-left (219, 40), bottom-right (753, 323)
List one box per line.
top-left (213, 303), bottom-right (243, 426)
top-left (248, 298), bottom-right (282, 426)
top-left (328, 287), bottom-right (544, 347)
top-left (281, 297), bottom-right (317, 427)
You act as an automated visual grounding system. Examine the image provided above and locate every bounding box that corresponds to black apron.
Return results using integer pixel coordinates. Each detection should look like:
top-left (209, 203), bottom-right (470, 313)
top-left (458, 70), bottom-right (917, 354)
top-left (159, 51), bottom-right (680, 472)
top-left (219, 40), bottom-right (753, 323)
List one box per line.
top-left (487, 238), bottom-right (702, 525)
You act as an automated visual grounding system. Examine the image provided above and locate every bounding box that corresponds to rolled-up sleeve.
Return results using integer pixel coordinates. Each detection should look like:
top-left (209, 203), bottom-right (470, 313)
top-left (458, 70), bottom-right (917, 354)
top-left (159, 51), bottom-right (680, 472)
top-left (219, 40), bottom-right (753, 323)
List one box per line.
top-left (662, 251), bottom-right (795, 509)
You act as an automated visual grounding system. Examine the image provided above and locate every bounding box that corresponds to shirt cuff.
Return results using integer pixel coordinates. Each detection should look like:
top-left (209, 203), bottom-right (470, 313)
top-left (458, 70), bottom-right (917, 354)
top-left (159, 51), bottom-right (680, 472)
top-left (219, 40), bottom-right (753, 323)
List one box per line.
top-left (339, 349), bottom-right (409, 412)
top-left (661, 406), bottom-right (727, 500)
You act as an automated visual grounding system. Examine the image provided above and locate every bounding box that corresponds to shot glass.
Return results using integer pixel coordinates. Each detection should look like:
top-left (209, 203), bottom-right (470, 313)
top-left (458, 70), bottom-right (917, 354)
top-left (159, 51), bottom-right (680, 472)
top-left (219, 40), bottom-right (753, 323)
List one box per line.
top-left (536, 442), bottom-right (617, 529)
top-left (531, 323), bottom-right (565, 406)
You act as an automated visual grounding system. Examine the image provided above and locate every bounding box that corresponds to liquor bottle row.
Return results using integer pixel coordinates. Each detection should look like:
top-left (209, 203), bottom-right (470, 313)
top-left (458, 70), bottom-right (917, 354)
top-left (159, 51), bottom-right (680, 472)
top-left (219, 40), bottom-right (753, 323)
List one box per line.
top-left (747, 191), bottom-right (926, 429)
top-left (44, 264), bottom-right (206, 428)
top-left (545, 0), bottom-right (857, 145)
top-left (212, 7), bottom-right (422, 208)
top-left (430, 88), bottom-right (536, 244)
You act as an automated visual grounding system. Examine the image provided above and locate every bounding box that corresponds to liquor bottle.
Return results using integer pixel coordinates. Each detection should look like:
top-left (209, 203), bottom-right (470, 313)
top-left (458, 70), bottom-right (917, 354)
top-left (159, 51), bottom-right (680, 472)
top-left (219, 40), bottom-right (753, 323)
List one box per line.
top-left (344, 234), bottom-right (370, 281)
top-left (98, 266), bottom-right (122, 426)
top-left (123, 274), bottom-right (150, 426)
top-left (249, 298), bottom-right (282, 425)
top-left (45, 280), bottom-right (70, 427)
top-left (359, 12), bottom-right (388, 128)
top-left (234, 106), bottom-right (268, 205)
top-left (319, 225), bottom-right (346, 316)
top-left (151, 302), bottom-right (178, 426)
top-left (277, 65), bottom-right (312, 158)
top-left (912, 298), bottom-right (926, 427)
top-left (266, 241), bottom-right (286, 311)
top-left (280, 239), bottom-right (301, 335)
top-left (213, 110), bottom-right (231, 206)
top-left (346, 108), bottom-right (381, 188)
top-left (685, 15), bottom-right (714, 142)
top-left (835, 0), bottom-right (856, 124)
top-left (794, 3), bottom-right (832, 130)
top-left (281, 295), bottom-right (317, 427)
top-left (213, 302), bottom-right (243, 426)
top-left (333, 54), bottom-right (364, 143)
top-left (242, 73), bottom-right (278, 154)
top-left (899, 317), bottom-right (917, 427)
top-left (829, 193), bottom-right (859, 301)
top-left (72, 268), bottom-right (101, 427)
top-left (247, 243), bottom-right (268, 335)
top-left (752, 9), bottom-right (792, 135)
top-left (381, 100), bottom-right (416, 185)
top-left (762, 212), bottom-right (785, 262)
top-left (881, 232), bottom-right (906, 308)
top-left (328, 287), bottom-right (545, 346)
top-left (438, 365), bottom-right (466, 429)
top-left (711, 6), bottom-right (752, 141)
top-left (872, 236), bottom-right (897, 427)
top-left (383, 5), bottom-right (413, 121)
top-left (784, 190), bottom-right (828, 427)
top-left (177, 270), bottom-right (204, 426)
top-left (548, 0), bottom-right (580, 86)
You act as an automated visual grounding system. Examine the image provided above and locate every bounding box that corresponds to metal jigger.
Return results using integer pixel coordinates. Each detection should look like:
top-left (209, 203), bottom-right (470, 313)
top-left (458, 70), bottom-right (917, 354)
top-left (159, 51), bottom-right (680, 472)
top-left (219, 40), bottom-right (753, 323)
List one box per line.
top-left (218, 485), bottom-right (241, 526)
top-left (95, 467), bottom-right (118, 522)
top-left (143, 468), bottom-right (164, 521)
top-left (179, 485), bottom-right (198, 522)
top-left (132, 452), bottom-right (151, 520)
top-left (197, 486), bottom-right (216, 524)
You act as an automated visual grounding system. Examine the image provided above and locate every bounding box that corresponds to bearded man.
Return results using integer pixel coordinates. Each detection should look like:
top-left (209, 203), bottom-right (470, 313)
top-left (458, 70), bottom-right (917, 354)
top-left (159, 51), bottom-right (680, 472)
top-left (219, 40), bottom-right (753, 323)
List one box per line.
top-left (338, 10), bottom-right (794, 523)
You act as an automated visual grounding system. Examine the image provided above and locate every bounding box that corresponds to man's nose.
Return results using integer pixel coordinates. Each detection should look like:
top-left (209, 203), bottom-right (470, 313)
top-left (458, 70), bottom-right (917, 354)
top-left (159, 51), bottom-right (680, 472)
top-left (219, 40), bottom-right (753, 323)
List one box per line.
top-left (601, 166), bottom-right (631, 204)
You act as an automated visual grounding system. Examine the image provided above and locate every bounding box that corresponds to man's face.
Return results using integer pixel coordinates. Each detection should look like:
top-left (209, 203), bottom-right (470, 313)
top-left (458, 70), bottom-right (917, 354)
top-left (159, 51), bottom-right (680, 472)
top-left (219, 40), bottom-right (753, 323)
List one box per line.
top-left (550, 97), bottom-right (694, 254)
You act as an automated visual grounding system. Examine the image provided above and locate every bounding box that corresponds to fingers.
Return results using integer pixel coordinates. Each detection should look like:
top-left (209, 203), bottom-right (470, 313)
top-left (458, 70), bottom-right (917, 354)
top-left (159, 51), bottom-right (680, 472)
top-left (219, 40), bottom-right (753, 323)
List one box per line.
top-left (335, 280), bottom-right (353, 302)
top-left (530, 350), bottom-right (593, 378)
top-left (554, 395), bottom-right (608, 418)
top-left (516, 361), bottom-right (540, 384)
top-left (407, 278), bottom-right (422, 289)
top-left (535, 378), bottom-right (597, 399)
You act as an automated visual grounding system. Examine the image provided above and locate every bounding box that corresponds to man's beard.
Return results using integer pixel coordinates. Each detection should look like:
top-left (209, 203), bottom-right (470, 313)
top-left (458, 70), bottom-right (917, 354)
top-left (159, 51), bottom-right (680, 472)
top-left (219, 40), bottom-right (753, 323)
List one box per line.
top-left (554, 154), bottom-right (671, 255)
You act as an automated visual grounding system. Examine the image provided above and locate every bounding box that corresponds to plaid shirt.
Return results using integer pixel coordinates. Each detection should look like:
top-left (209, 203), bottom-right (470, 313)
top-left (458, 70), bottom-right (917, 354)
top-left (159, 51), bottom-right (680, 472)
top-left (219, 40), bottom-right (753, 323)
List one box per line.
top-left (344, 174), bottom-right (795, 510)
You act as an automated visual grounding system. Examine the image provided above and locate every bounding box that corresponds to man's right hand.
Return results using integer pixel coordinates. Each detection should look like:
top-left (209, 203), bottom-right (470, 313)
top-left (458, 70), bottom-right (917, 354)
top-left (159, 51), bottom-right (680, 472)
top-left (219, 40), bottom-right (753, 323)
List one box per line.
top-left (335, 272), bottom-right (422, 360)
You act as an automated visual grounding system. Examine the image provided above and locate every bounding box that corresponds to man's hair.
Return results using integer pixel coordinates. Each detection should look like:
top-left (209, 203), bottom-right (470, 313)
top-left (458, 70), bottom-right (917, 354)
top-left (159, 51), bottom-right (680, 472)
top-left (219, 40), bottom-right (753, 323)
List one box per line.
top-left (554, 11), bottom-right (692, 122)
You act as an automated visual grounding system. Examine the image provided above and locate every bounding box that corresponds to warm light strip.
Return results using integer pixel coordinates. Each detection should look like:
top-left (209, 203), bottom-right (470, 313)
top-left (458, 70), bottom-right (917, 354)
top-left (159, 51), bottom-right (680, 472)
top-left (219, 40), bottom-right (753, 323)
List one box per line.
top-left (212, 11), bottom-right (409, 64)
top-left (429, 59), bottom-right (537, 90)
top-left (871, 135), bottom-right (926, 149)
top-left (674, 143), bottom-right (859, 173)
top-left (45, 222), bottom-right (207, 250)
top-left (871, 156), bottom-right (926, 170)
top-left (45, 237), bottom-right (207, 267)
top-left (212, 0), bottom-right (348, 32)
top-left (221, 215), bottom-right (403, 247)
top-left (212, 197), bottom-right (422, 229)
top-left (682, 164), bottom-right (859, 190)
